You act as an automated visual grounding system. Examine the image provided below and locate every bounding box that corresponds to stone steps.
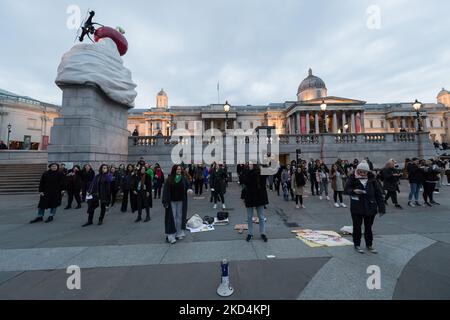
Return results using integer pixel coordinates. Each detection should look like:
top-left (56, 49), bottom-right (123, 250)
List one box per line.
top-left (0, 164), bottom-right (47, 194)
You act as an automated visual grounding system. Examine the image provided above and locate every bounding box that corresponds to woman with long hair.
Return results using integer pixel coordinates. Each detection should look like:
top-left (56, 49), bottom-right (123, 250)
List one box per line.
top-left (83, 164), bottom-right (111, 227)
top-left (132, 166), bottom-right (152, 222)
top-left (162, 165), bottom-right (189, 244)
top-left (292, 165), bottom-right (307, 209)
top-left (80, 164), bottom-right (95, 202)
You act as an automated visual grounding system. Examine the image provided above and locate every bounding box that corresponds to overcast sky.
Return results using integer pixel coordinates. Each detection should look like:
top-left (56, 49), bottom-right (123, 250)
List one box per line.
top-left (0, 0), bottom-right (449, 108)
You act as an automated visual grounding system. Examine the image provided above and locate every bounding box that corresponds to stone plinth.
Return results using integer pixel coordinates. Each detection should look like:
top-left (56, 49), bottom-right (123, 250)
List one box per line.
top-left (48, 84), bottom-right (131, 168)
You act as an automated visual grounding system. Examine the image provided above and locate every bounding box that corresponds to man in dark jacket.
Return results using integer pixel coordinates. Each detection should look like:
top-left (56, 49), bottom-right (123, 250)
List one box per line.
top-left (241, 163), bottom-right (269, 242)
top-left (380, 160), bottom-right (402, 209)
top-left (344, 161), bottom-right (385, 254)
top-left (30, 163), bottom-right (65, 224)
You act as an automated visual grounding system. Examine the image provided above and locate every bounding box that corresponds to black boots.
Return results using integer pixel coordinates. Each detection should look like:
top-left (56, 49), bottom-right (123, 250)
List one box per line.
top-left (135, 216), bottom-right (142, 223)
top-left (82, 221), bottom-right (93, 227)
top-left (30, 217), bottom-right (44, 224)
top-left (64, 206), bottom-right (71, 210)
top-left (144, 213), bottom-right (151, 223)
top-left (75, 204), bottom-right (82, 210)
top-left (45, 216), bottom-right (54, 223)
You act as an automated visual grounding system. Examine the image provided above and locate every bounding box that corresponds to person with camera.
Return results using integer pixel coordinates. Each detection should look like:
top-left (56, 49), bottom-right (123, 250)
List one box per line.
top-left (344, 161), bottom-right (386, 254)
top-left (380, 160), bottom-right (403, 209)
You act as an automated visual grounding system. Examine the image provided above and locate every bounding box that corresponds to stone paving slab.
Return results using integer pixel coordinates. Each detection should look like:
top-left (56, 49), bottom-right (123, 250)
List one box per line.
top-left (0, 258), bottom-right (330, 300)
top-left (298, 234), bottom-right (436, 300)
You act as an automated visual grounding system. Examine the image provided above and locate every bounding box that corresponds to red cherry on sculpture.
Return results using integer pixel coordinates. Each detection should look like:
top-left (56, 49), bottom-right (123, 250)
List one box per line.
top-left (94, 26), bottom-right (128, 56)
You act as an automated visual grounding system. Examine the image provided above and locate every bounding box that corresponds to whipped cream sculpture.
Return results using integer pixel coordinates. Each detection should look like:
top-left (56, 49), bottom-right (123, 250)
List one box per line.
top-left (56, 11), bottom-right (137, 106)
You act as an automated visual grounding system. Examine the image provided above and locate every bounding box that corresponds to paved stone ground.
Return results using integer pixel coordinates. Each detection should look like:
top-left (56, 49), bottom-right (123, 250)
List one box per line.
top-left (0, 181), bottom-right (449, 300)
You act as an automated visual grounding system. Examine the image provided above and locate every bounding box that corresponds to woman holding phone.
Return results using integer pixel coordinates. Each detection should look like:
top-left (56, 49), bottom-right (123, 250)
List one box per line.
top-left (344, 161), bottom-right (385, 254)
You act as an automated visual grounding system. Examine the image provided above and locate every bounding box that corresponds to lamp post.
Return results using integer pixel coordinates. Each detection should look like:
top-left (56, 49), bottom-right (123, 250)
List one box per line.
top-left (7, 123), bottom-right (11, 149)
top-left (413, 99), bottom-right (423, 132)
top-left (320, 100), bottom-right (327, 133)
top-left (223, 101), bottom-right (231, 165)
top-left (224, 101), bottom-right (231, 131)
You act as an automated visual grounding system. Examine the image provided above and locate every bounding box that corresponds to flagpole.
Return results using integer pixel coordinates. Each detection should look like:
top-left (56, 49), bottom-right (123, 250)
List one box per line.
top-left (217, 82), bottom-right (220, 104)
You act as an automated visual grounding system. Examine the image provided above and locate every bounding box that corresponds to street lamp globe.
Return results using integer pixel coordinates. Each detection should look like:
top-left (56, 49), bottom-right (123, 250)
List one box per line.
top-left (224, 101), bottom-right (231, 113)
top-left (344, 124), bottom-right (349, 132)
top-left (413, 99), bottom-right (422, 111)
top-left (320, 100), bottom-right (327, 111)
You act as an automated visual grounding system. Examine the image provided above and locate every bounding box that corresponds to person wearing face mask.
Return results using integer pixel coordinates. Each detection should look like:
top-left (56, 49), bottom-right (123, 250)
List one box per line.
top-left (344, 161), bottom-right (386, 254)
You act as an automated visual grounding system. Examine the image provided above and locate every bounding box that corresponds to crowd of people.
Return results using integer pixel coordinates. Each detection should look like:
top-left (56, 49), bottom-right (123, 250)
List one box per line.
top-left (29, 154), bottom-right (450, 252)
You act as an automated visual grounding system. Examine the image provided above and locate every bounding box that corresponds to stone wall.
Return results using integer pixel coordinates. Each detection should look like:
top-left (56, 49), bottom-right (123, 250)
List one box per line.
top-left (129, 132), bottom-right (436, 172)
top-left (0, 150), bottom-right (48, 164)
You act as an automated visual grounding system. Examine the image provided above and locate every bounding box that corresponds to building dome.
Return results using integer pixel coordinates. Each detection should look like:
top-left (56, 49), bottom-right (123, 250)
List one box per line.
top-left (297, 69), bottom-right (328, 101)
top-left (157, 89), bottom-right (167, 97)
top-left (438, 88), bottom-right (449, 98)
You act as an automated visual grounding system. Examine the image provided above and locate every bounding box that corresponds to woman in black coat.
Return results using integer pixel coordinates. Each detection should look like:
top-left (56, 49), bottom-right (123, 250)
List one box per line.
top-left (81, 164), bottom-right (95, 202)
top-left (132, 166), bottom-right (153, 223)
top-left (162, 165), bottom-right (190, 244)
top-left (30, 163), bottom-right (65, 224)
top-left (344, 161), bottom-right (385, 254)
top-left (82, 164), bottom-right (111, 227)
top-left (210, 163), bottom-right (227, 209)
top-left (241, 163), bottom-right (269, 242)
top-left (64, 165), bottom-right (83, 210)
top-left (120, 164), bottom-right (136, 213)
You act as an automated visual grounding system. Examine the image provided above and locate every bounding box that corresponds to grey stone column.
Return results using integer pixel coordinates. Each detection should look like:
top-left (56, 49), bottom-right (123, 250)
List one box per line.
top-left (360, 112), bottom-right (366, 132)
top-left (402, 118), bottom-right (407, 130)
top-left (306, 112), bottom-right (310, 134)
top-left (351, 112), bottom-right (356, 133)
top-left (394, 118), bottom-right (399, 132)
top-left (315, 113), bottom-right (320, 134)
top-left (295, 112), bottom-right (300, 134)
top-left (342, 112), bottom-right (347, 132)
top-left (333, 112), bottom-right (338, 133)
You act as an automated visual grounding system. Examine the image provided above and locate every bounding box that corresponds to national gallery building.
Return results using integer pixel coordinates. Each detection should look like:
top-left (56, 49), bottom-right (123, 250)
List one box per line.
top-left (128, 69), bottom-right (450, 144)
top-left (1, 69), bottom-right (449, 151)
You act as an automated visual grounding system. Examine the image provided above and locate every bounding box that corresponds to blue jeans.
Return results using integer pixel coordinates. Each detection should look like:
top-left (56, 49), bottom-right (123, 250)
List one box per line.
top-left (37, 208), bottom-right (57, 217)
top-left (409, 183), bottom-right (420, 202)
top-left (319, 179), bottom-right (329, 196)
top-left (170, 201), bottom-right (183, 239)
top-left (247, 206), bottom-right (266, 236)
